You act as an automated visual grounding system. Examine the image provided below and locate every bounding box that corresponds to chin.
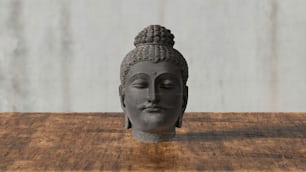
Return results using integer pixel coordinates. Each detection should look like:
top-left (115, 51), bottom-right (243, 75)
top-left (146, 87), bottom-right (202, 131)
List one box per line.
top-left (141, 119), bottom-right (175, 132)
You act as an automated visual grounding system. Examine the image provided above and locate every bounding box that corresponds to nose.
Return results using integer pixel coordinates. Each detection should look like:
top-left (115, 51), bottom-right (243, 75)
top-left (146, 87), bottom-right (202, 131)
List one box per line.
top-left (147, 82), bottom-right (159, 103)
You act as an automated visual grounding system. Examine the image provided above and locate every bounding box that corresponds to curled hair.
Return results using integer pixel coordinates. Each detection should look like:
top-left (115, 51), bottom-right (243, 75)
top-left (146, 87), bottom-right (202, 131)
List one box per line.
top-left (120, 25), bottom-right (188, 86)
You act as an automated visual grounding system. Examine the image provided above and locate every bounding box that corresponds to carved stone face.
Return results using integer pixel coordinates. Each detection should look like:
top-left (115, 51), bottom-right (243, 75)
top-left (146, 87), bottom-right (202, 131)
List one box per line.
top-left (120, 61), bottom-right (187, 141)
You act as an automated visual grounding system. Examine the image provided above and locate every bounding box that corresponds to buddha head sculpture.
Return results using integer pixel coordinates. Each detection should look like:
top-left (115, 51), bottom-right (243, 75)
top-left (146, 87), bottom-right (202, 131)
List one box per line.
top-left (119, 25), bottom-right (189, 142)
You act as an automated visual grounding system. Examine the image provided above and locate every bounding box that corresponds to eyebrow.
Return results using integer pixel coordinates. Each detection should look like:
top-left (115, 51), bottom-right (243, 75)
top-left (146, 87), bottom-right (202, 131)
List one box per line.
top-left (127, 72), bottom-right (180, 84)
top-left (128, 73), bottom-right (149, 82)
top-left (155, 73), bottom-right (180, 81)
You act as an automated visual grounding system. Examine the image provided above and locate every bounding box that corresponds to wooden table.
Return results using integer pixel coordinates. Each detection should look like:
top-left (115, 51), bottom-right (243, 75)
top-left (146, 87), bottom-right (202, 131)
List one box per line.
top-left (1, 112), bottom-right (306, 171)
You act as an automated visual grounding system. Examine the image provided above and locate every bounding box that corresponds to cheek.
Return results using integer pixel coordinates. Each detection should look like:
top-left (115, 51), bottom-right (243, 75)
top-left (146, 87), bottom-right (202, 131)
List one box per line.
top-left (125, 88), bottom-right (147, 106)
top-left (159, 89), bottom-right (183, 105)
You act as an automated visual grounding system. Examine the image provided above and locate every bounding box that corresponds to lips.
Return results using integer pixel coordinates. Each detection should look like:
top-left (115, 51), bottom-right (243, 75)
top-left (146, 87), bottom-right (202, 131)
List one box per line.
top-left (143, 106), bottom-right (161, 112)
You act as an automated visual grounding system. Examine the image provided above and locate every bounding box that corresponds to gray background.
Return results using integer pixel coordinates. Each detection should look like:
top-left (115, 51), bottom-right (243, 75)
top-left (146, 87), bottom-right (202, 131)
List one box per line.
top-left (0, 0), bottom-right (306, 112)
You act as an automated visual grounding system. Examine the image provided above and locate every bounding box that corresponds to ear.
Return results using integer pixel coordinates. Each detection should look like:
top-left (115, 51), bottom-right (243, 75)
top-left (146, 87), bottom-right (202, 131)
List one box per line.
top-left (176, 85), bottom-right (188, 128)
top-left (119, 85), bottom-right (126, 109)
top-left (182, 85), bottom-right (188, 113)
top-left (119, 85), bottom-right (132, 129)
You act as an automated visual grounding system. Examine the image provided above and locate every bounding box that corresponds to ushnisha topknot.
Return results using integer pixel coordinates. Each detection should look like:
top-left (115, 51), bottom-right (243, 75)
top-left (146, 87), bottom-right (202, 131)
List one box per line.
top-left (120, 25), bottom-right (188, 86)
top-left (134, 25), bottom-right (175, 47)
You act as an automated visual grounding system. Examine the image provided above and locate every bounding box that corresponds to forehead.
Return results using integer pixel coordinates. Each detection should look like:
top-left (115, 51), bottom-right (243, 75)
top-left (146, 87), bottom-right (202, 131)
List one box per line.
top-left (126, 61), bottom-right (181, 78)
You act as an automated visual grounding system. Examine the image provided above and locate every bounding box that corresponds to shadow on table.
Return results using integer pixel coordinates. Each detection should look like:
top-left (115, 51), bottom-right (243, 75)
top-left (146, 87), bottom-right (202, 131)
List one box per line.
top-left (174, 124), bottom-right (306, 141)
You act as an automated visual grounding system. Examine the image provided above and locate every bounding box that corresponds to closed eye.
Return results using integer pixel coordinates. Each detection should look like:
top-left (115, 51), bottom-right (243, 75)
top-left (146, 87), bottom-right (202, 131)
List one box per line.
top-left (159, 80), bottom-right (176, 89)
top-left (132, 80), bottom-right (148, 88)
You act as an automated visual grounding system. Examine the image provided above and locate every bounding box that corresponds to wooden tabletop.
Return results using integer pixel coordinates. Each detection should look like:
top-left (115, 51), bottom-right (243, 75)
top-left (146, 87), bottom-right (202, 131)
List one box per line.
top-left (1, 112), bottom-right (306, 171)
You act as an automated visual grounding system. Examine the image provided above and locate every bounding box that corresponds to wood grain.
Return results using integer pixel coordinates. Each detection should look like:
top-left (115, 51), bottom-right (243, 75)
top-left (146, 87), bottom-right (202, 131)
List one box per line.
top-left (1, 112), bottom-right (306, 171)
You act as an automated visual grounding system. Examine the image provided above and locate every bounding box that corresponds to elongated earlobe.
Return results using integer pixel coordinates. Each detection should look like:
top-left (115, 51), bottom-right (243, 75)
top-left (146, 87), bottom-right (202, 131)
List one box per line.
top-left (119, 85), bottom-right (125, 108)
top-left (175, 116), bottom-right (183, 128)
top-left (182, 86), bottom-right (188, 112)
top-left (125, 115), bottom-right (132, 129)
top-left (176, 86), bottom-right (188, 128)
top-left (120, 85), bottom-right (131, 128)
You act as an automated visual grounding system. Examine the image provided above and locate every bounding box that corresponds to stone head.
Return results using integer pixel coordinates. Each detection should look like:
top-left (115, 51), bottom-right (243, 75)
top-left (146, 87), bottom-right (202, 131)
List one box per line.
top-left (119, 25), bottom-right (189, 142)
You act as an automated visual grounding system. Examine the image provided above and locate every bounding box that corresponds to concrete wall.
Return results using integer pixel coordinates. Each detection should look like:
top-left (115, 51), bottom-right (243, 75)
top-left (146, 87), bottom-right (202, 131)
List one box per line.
top-left (1, 0), bottom-right (306, 112)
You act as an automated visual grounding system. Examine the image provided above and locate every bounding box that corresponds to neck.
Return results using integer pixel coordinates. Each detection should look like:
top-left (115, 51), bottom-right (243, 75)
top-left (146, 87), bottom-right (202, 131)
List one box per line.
top-left (131, 128), bottom-right (176, 142)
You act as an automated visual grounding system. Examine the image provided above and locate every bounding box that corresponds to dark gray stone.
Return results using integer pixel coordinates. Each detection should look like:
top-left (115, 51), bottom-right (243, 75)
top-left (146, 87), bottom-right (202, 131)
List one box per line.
top-left (119, 25), bottom-right (189, 142)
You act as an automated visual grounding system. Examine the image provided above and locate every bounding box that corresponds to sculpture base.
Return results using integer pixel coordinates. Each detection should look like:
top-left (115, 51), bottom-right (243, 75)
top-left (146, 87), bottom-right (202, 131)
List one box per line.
top-left (132, 129), bottom-right (176, 142)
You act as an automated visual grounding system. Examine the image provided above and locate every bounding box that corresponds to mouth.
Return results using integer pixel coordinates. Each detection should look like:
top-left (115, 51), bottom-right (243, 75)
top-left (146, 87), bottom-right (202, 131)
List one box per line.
top-left (143, 106), bottom-right (162, 113)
